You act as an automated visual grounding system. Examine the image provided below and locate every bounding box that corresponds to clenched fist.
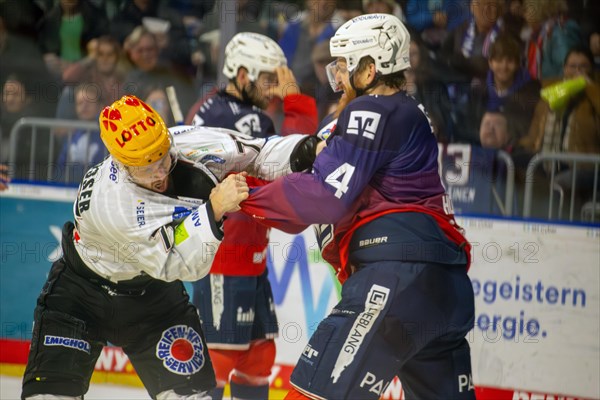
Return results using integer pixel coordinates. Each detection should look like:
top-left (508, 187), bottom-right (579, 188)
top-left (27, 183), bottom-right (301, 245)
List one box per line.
top-left (210, 172), bottom-right (249, 221)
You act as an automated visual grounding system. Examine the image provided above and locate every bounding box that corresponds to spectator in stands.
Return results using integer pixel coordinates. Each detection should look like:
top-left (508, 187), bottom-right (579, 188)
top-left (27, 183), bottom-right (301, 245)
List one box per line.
top-left (0, 164), bottom-right (9, 191)
top-left (63, 35), bottom-right (127, 105)
top-left (38, 0), bottom-right (109, 80)
top-left (521, 46), bottom-right (599, 155)
top-left (123, 26), bottom-right (194, 113)
top-left (279, 0), bottom-right (341, 94)
top-left (0, 74), bottom-right (54, 179)
top-left (57, 35), bottom-right (127, 121)
top-left (405, 37), bottom-right (455, 142)
top-left (440, 0), bottom-right (505, 83)
top-left (467, 33), bottom-right (540, 144)
top-left (0, 16), bottom-right (56, 116)
top-left (405, 0), bottom-right (469, 48)
top-left (110, 0), bottom-right (193, 77)
top-left (479, 109), bottom-right (516, 151)
top-left (1, 76), bottom-right (30, 161)
top-left (56, 84), bottom-right (105, 183)
top-left (522, 0), bottom-right (582, 80)
top-left (520, 46), bottom-right (599, 209)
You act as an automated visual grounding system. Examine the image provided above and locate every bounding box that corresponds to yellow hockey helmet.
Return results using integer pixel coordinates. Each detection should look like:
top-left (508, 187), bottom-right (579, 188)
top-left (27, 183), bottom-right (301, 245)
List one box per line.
top-left (100, 95), bottom-right (171, 166)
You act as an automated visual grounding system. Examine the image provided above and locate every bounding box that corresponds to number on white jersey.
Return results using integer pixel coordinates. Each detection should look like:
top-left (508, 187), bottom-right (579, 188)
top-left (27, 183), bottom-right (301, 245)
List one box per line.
top-left (228, 133), bottom-right (261, 154)
top-left (325, 163), bottom-right (355, 199)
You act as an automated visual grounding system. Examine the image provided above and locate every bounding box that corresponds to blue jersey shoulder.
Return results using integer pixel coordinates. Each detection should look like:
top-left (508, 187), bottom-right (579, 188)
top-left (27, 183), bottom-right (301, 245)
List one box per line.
top-left (196, 92), bottom-right (275, 138)
top-left (335, 91), bottom-right (433, 152)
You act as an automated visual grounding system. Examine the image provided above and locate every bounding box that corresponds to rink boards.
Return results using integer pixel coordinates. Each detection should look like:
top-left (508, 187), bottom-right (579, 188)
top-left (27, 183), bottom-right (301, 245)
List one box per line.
top-left (1, 184), bottom-right (598, 399)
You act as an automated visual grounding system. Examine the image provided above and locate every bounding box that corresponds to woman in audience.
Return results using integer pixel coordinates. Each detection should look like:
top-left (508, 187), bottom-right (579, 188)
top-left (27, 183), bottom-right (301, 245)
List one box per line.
top-left (123, 26), bottom-right (194, 112)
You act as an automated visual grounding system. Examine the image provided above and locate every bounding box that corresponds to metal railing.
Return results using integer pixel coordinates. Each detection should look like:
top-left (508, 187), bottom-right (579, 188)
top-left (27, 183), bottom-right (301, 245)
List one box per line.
top-left (8, 117), bottom-right (104, 183)
top-left (495, 150), bottom-right (515, 217)
top-left (523, 153), bottom-right (600, 222)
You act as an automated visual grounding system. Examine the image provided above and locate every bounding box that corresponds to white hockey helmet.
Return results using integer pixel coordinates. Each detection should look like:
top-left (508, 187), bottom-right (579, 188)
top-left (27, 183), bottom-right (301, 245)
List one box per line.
top-left (222, 32), bottom-right (287, 81)
top-left (329, 13), bottom-right (411, 76)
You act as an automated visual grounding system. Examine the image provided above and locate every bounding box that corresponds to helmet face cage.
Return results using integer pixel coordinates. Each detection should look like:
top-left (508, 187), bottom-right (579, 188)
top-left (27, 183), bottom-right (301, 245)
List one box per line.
top-left (325, 60), bottom-right (346, 93)
top-left (223, 32), bottom-right (287, 81)
top-left (329, 13), bottom-right (411, 77)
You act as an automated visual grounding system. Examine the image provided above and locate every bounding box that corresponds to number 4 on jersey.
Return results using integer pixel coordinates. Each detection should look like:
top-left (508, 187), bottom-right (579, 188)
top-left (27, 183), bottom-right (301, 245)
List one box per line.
top-left (325, 163), bottom-right (355, 198)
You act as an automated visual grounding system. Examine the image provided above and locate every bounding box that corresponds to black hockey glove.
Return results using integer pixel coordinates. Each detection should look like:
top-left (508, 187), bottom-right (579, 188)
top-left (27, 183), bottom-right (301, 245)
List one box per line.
top-left (290, 136), bottom-right (322, 172)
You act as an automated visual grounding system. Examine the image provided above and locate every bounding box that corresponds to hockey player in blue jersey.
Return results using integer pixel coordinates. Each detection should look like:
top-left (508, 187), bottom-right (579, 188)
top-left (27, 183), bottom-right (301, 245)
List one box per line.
top-left (187, 32), bottom-right (318, 137)
top-left (242, 14), bottom-right (476, 399)
top-left (187, 32), bottom-right (319, 400)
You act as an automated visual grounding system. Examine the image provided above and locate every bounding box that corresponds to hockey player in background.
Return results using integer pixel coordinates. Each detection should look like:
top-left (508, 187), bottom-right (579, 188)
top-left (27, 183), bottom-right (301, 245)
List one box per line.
top-left (187, 31), bottom-right (319, 400)
top-left (241, 14), bottom-right (476, 399)
top-left (21, 95), bottom-right (320, 399)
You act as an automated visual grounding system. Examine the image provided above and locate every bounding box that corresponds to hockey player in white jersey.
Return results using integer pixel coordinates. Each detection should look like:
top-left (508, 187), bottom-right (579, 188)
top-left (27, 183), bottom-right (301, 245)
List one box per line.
top-left (21, 95), bottom-right (320, 399)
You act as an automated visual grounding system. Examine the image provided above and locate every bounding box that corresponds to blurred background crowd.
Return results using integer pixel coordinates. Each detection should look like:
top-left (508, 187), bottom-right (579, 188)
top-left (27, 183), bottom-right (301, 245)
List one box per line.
top-left (0, 0), bottom-right (598, 221)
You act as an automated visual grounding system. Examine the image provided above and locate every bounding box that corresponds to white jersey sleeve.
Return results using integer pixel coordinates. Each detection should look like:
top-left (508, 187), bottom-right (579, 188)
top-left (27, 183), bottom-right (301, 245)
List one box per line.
top-left (169, 125), bottom-right (308, 180)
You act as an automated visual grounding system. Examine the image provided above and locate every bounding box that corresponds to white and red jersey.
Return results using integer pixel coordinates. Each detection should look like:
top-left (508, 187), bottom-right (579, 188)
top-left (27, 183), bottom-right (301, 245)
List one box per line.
top-left (72, 126), bottom-right (308, 283)
top-left (189, 91), bottom-right (318, 276)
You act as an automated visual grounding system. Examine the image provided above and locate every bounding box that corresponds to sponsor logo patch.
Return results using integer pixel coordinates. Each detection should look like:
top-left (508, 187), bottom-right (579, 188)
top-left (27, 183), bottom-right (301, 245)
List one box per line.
top-left (173, 206), bottom-right (192, 220)
top-left (200, 154), bottom-right (226, 164)
top-left (136, 200), bottom-right (146, 227)
top-left (347, 111), bottom-right (381, 140)
top-left (331, 284), bottom-right (390, 383)
top-left (44, 335), bottom-right (91, 354)
top-left (156, 325), bottom-right (205, 375)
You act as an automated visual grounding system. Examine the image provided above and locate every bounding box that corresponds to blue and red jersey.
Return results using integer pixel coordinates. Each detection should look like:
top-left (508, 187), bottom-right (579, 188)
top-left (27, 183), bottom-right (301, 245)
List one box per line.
top-left (241, 92), bottom-right (471, 282)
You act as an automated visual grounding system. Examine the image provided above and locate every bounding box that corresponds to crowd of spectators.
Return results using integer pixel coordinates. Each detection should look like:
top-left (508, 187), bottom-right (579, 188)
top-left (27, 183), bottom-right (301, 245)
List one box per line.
top-left (0, 0), bottom-right (598, 219)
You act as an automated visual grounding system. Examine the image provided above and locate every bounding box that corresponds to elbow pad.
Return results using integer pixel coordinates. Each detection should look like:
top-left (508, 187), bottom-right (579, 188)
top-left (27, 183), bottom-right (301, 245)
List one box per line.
top-left (290, 136), bottom-right (322, 172)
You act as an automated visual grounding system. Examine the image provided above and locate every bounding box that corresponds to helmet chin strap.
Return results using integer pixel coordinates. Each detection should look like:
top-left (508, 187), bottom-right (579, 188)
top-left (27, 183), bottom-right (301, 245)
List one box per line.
top-left (349, 69), bottom-right (381, 97)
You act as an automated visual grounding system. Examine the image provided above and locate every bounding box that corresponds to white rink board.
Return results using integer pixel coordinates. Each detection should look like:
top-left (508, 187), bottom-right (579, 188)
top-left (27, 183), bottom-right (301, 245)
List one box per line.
top-left (457, 217), bottom-right (599, 398)
top-left (268, 228), bottom-right (340, 365)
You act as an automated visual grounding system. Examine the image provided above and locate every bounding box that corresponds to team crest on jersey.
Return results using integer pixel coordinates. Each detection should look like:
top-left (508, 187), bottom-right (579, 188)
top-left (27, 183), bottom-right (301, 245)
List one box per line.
top-left (156, 325), bottom-right (205, 375)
